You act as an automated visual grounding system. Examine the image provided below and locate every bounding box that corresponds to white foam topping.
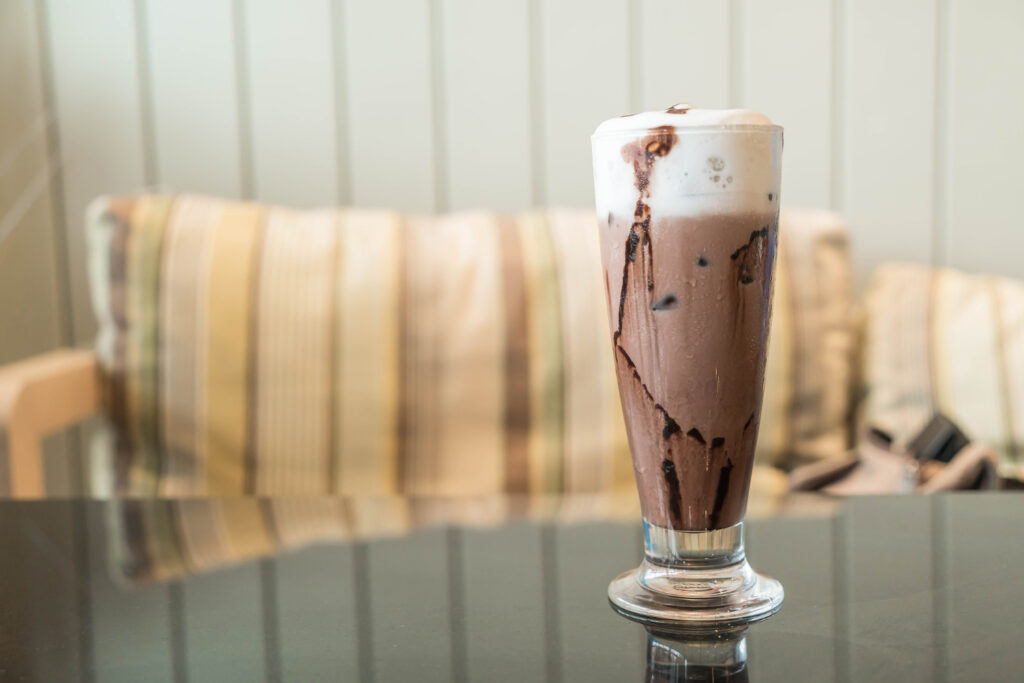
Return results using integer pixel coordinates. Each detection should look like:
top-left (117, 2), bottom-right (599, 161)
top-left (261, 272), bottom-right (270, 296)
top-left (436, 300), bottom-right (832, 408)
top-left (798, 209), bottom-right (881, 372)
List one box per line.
top-left (591, 105), bottom-right (782, 218)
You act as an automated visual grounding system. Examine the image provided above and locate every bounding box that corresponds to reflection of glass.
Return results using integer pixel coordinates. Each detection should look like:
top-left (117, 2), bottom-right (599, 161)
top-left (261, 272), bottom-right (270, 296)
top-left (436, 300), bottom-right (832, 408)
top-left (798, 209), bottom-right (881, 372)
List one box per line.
top-left (644, 625), bottom-right (749, 682)
top-left (592, 113), bottom-right (784, 625)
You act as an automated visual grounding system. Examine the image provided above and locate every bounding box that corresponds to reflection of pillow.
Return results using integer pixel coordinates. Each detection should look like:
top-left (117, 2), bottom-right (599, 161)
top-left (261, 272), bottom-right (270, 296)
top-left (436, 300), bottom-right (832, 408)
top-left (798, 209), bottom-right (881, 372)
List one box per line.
top-left (860, 263), bottom-right (1024, 480)
top-left (86, 195), bottom-right (852, 496)
top-left (759, 209), bottom-right (854, 469)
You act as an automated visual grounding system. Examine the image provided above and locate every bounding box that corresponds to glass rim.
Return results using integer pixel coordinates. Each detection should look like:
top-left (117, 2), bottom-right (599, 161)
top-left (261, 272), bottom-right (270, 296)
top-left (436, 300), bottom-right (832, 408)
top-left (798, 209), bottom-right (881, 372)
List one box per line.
top-left (591, 123), bottom-right (783, 141)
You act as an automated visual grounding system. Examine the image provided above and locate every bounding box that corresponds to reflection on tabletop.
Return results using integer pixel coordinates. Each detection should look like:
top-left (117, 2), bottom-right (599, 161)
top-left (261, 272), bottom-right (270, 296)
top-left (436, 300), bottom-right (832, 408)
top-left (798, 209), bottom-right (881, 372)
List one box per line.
top-left (644, 624), bottom-right (751, 683)
top-left (104, 485), bottom-right (832, 586)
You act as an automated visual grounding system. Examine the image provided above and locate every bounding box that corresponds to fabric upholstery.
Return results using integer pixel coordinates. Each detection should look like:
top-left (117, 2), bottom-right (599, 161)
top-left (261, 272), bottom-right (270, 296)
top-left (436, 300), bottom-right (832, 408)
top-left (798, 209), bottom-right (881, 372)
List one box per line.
top-left (860, 263), bottom-right (1024, 480)
top-left (760, 209), bottom-right (854, 468)
top-left (86, 195), bottom-right (853, 496)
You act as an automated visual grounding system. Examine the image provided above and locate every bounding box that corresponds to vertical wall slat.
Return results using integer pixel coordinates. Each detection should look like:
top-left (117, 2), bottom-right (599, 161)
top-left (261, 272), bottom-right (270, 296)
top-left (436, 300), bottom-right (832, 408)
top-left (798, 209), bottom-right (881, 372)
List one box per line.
top-left (844, 0), bottom-right (937, 287)
top-left (345, 0), bottom-right (436, 212)
top-left (638, 0), bottom-right (731, 110)
top-left (743, 0), bottom-right (833, 209)
top-left (540, 0), bottom-right (630, 207)
top-left (244, 0), bottom-right (340, 207)
top-left (440, 0), bottom-right (532, 212)
top-left (43, 0), bottom-right (148, 344)
top-left (143, 0), bottom-right (244, 198)
top-left (946, 0), bottom-right (1024, 278)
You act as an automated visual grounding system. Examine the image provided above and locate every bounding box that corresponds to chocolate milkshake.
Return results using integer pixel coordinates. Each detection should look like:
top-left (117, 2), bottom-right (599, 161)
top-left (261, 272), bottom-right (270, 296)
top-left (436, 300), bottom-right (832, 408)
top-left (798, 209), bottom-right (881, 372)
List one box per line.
top-left (596, 106), bottom-right (784, 626)
top-left (593, 105), bottom-right (781, 533)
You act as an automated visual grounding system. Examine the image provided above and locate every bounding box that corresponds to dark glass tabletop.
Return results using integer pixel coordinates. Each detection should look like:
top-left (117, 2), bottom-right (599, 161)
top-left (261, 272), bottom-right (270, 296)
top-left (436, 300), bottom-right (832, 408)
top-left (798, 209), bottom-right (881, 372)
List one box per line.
top-left (0, 493), bottom-right (1021, 681)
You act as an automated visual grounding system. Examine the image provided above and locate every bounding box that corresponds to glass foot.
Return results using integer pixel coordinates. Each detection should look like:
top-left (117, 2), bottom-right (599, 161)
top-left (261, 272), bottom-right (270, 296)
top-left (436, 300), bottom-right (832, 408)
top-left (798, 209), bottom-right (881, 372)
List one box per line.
top-left (608, 520), bottom-right (783, 627)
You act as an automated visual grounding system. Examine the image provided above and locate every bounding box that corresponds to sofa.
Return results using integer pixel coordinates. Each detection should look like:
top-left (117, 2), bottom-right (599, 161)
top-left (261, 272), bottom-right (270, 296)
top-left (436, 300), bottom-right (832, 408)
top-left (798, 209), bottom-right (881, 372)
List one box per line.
top-left (1, 194), bottom-right (1021, 498)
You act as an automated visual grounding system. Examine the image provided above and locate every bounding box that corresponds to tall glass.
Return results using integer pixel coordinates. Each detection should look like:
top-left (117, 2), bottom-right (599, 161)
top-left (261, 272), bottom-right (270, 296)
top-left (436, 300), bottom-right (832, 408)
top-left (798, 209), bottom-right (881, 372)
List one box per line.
top-left (592, 108), bottom-right (783, 625)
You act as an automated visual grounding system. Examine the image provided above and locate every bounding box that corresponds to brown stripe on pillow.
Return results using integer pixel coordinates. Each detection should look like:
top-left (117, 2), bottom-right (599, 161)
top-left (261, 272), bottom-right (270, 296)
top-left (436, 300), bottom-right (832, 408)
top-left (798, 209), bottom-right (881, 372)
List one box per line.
top-left (499, 215), bottom-right (531, 494)
top-left (127, 197), bottom-right (175, 494)
top-left (243, 204), bottom-right (267, 495)
top-left (395, 214), bottom-right (411, 492)
top-left (326, 211), bottom-right (343, 491)
top-left (518, 212), bottom-right (565, 494)
top-left (106, 198), bottom-right (136, 492)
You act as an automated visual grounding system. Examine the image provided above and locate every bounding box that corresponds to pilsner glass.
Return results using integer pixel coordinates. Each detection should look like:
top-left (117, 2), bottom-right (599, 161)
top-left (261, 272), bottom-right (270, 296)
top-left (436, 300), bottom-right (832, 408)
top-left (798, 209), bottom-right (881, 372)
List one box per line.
top-left (592, 105), bottom-right (784, 624)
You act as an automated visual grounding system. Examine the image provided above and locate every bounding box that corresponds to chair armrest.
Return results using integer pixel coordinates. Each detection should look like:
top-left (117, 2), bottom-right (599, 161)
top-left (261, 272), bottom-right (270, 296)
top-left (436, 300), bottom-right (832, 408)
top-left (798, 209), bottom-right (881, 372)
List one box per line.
top-left (0, 349), bottom-right (101, 497)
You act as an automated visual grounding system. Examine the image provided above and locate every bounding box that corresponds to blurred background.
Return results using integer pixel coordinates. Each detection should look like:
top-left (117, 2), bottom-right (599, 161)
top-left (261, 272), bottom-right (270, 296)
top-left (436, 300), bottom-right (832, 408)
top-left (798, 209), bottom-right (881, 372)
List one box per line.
top-left (4, 0), bottom-right (1023, 362)
top-left (1, 3), bottom-right (1023, 679)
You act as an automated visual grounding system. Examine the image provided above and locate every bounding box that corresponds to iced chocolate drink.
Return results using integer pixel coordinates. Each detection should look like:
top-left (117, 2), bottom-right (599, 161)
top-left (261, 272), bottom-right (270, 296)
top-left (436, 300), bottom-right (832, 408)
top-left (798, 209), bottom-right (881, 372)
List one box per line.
top-left (594, 105), bottom-right (784, 626)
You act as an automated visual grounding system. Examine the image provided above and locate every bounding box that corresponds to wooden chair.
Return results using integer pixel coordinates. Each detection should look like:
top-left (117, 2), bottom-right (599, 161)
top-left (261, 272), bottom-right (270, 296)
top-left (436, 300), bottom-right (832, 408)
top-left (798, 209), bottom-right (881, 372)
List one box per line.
top-left (0, 349), bottom-right (101, 497)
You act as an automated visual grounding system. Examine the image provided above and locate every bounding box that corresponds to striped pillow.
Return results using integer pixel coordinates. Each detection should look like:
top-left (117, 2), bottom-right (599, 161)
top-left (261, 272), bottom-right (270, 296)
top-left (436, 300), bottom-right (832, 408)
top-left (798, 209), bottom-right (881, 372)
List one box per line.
top-left (760, 209), bottom-right (855, 469)
top-left (860, 263), bottom-right (1024, 480)
top-left (86, 195), bottom-right (852, 496)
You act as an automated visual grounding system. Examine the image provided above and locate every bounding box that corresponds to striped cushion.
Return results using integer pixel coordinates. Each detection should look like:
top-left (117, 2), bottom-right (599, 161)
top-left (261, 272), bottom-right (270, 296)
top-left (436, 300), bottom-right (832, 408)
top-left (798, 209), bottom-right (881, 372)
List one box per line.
top-left (86, 195), bottom-right (853, 496)
top-left (760, 209), bottom-right (854, 468)
top-left (860, 263), bottom-right (1024, 480)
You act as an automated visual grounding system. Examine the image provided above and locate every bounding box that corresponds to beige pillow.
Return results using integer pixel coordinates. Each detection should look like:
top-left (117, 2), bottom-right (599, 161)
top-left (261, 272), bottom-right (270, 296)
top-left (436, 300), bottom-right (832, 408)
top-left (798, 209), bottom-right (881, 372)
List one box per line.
top-left (85, 195), bottom-right (852, 496)
top-left (860, 263), bottom-right (1024, 480)
top-left (759, 209), bottom-right (855, 468)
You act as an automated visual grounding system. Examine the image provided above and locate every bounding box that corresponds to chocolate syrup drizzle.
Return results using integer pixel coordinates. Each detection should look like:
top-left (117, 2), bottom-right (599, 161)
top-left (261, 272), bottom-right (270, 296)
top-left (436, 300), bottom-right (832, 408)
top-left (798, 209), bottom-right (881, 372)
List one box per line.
top-left (614, 124), bottom-right (745, 530)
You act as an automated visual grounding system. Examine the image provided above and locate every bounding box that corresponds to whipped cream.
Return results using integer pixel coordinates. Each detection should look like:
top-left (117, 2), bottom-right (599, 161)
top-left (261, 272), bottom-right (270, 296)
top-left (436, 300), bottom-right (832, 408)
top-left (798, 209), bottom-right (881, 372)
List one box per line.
top-left (591, 105), bottom-right (781, 218)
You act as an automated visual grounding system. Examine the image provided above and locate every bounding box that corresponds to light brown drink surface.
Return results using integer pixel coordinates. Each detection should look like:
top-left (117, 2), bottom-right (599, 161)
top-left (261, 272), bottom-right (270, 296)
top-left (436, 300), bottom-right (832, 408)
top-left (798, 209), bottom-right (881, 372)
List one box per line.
top-left (600, 205), bottom-right (778, 531)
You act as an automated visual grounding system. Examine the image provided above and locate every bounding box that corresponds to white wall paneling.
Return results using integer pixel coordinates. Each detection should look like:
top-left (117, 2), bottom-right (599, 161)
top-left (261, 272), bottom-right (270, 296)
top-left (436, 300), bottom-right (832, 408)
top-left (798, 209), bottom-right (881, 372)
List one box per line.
top-left (947, 0), bottom-right (1024, 279)
top-left (638, 0), bottom-right (732, 111)
top-left (33, 0), bottom-right (1024, 337)
top-left (143, 0), bottom-right (244, 199)
top-left (844, 0), bottom-right (937, 289)
top-left (43, 0), bottom-right (148, 344)
top-left (743, 0), bottom-right (834, 210)
top-left (345, 0), bottom-right (437, 212)
top-left (540, 0), bottom-right (630, 208)
top-left (440, 0), bottom-right (532, 211)
top-left (245, 0), bottom-right (341, 206)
